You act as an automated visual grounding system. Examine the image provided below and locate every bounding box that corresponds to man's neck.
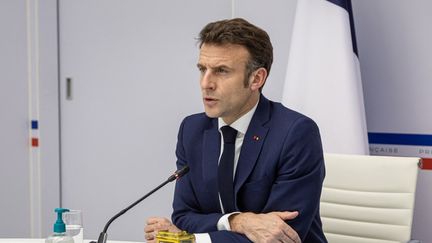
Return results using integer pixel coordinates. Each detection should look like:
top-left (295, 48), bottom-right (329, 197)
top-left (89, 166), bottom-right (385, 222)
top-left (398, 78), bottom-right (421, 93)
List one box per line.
top-left (219, 96), bottom-right (260, 134)
top-left (222, 94), bottom-right (260, 125)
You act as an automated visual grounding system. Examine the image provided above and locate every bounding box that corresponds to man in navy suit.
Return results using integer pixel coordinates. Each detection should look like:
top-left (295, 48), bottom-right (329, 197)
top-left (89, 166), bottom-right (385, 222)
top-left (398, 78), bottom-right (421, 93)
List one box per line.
top-left (145, 18), bottom-right (327, 243)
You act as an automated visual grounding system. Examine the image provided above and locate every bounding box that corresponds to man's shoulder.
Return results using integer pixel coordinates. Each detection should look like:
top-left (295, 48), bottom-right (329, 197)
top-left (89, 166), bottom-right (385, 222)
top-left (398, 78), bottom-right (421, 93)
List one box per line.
top-left (267, 99), bottom-right (316, 126)
top-left (180, 112), bottom-right (215, 131)
top-left (183, 112), bottom-right (211, 123)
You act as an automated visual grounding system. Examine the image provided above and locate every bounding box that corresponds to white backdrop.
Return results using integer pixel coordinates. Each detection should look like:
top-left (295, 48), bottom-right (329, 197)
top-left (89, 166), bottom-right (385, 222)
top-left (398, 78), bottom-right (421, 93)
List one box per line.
top-left (353, 1), bottom-right (432, 240)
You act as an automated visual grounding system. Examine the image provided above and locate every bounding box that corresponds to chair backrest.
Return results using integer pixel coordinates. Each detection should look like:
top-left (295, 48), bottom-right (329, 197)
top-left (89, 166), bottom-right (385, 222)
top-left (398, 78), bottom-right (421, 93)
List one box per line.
top-left (320, 153), bottom-right (420, 243)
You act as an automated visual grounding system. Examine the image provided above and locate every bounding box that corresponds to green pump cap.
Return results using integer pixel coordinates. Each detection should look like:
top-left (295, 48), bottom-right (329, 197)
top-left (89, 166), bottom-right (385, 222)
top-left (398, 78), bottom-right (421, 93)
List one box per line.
top-left (53, 208), bottom-right (69, 233)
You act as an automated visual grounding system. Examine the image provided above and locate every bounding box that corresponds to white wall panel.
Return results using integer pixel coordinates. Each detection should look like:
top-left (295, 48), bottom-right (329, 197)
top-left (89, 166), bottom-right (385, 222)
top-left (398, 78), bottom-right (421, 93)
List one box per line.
top-left (58, 1), bottom-right (231, 241)
top-left (0, 0), bottom-right (59, 238)
top-left (352, 1), bottom-right (432, 241)
top-left (38, 0), bottom-right (61, 238)
top-left (0, 0), bottom-right (31, 236)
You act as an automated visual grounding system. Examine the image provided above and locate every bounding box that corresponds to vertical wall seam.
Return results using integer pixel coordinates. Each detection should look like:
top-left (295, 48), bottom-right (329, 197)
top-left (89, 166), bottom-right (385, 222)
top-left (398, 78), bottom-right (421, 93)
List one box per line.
top-left (25, 0), bottom-right (34, 237)
top-left (34, 0), bottom-right (42, 236)
top-left (26, 0), bottom-right (42, 237)
top-left (56, 0), bottom-right (63, 207)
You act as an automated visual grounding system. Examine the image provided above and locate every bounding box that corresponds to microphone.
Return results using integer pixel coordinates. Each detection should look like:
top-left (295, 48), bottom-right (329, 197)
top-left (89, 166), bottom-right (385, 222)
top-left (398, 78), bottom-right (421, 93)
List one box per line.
top-left (91, 165), bottom-right (190, 243)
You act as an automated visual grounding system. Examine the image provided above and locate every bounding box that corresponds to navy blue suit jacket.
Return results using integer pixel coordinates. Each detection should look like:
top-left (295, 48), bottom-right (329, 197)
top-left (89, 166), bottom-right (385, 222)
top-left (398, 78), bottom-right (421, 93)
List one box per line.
top-left (172, 95), bottom-right (327, 242)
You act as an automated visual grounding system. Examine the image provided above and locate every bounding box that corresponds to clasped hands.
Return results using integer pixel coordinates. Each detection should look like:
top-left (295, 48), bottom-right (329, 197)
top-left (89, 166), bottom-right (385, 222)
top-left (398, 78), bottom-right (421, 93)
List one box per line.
top-left (144, 211), bottom-right (301, 243)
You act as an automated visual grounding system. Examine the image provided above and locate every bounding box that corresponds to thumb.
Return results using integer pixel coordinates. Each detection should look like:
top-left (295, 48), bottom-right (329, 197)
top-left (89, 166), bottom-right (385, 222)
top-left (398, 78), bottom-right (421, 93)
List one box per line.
top-left (272, 211), bottom-right (299, 220)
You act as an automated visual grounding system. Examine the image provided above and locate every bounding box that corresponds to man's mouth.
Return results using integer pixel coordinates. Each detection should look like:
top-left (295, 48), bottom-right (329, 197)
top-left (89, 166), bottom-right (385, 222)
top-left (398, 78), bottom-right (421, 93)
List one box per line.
top-left (203, 97), bottom-right (218, 106)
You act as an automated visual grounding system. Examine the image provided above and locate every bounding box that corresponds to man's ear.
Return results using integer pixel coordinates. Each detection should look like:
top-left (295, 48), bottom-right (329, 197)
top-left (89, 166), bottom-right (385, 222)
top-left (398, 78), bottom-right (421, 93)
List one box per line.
top-left (249, 67), bottom-right (267, 91)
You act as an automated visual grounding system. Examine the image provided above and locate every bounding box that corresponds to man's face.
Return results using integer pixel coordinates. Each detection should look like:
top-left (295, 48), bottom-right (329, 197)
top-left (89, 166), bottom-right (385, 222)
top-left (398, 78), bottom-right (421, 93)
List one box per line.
top-left (197, 43), bottom-right (259, 124)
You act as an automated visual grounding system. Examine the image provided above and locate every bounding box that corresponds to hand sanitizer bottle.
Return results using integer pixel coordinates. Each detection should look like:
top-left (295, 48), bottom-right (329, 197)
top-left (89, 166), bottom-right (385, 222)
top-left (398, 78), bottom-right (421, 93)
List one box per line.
top-left (46, 208), bottom-right (74, 243)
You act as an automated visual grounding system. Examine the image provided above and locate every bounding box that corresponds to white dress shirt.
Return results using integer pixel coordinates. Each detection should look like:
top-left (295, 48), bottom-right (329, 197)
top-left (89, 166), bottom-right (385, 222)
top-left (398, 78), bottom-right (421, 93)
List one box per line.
top-left (194, 101), bottom-right (259, 243)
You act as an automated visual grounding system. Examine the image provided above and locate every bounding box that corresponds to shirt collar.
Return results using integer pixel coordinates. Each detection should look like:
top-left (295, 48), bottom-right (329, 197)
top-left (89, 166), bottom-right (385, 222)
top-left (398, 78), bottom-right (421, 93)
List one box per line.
top-left (218, 100), bottom-right (259, 135)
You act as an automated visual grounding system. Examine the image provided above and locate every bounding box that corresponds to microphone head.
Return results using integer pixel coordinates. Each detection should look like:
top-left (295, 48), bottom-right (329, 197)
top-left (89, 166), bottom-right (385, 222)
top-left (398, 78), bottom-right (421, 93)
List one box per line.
top-left (168, 165), bottom-right (190, 182)
top-left (176, 165), bottom-right (190, 178)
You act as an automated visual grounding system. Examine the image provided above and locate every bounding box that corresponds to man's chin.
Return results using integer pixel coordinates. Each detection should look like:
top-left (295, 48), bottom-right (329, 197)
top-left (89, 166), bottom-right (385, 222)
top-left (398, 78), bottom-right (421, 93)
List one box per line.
top-left (204, 110), bottom-right (220, 118)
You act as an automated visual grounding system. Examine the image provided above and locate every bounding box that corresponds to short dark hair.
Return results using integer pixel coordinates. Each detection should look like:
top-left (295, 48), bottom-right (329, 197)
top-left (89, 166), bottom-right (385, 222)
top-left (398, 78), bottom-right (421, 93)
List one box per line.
top-left (198, 18), bottom-right (273, 83)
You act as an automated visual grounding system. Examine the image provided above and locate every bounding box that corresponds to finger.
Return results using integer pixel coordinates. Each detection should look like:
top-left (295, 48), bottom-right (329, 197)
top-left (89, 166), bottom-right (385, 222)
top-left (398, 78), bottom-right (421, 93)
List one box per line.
top-left (293, 234), bottom-right (301, 243)
top-left (273, 211), bottom-right (299, 221)
top-left (284, 230), bottom-right (300, 243)
top-left (269, 222), bottom-right (292, 243)
top-left (157, 221), bottom-right (173, 230)
top-left (146, 217), bottom-right (170, 225)
top-left (168, 223), bottom-right (181, 233)
top-left (146, 217), bottom-right (161, 224)
top-left (144, 224), bottom-right (156, 233)
top-left (276, 232), bottom-right (292, 243)
top-left (280, 224), bottom-right (301, 243)
top-left (145, 223), bottom-right (171, 233)
top-left (145, 232), bottom-right (155, 241)
top-left (271, 227), bottom-right (294, 243)
top-left (145, 222), bottom-right (169, 232)
top-left (268, 217), bottom-right (299, 243)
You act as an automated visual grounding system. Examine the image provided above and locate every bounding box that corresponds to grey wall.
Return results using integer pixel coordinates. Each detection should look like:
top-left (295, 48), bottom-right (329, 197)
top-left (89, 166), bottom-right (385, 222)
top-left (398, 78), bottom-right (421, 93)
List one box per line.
top-left (0, 0), bottom-right (31, 236)
top-left (38, 0), bottom-right (62, 238)
top-left (0, 0), bottom-right (60, 238)
top-left (353, 1), bottom-right (432, 241)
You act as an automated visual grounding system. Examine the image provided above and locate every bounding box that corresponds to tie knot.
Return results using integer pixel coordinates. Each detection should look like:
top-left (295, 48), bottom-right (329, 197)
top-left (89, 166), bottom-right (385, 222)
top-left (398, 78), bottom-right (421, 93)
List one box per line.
top-left (221, 126), bottom-right (237, 144)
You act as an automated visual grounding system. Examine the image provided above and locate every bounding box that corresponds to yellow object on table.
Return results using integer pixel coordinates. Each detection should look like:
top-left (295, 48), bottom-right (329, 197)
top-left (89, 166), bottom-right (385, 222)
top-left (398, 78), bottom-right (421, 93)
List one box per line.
top-left (156, 231), bottom-right (195, 243)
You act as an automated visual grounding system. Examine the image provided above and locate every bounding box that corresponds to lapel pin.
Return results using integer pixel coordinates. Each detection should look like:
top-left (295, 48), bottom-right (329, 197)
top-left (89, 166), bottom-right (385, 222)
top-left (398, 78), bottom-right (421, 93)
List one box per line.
top-left (253, 135), bottom-right (260, 141)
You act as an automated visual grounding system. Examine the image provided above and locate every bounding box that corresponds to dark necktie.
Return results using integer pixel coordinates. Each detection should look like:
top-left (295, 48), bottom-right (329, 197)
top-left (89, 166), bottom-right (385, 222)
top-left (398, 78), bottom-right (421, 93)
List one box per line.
top-left (218, 125), bottom-right (238, 213)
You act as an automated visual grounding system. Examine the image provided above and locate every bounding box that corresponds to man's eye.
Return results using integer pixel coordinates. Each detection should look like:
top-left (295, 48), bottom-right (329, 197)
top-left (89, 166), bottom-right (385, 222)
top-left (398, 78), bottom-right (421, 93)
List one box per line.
top-left (198, 66), bottom-right (206, 73)
top-left (215, 68), bottom-right (228, 74)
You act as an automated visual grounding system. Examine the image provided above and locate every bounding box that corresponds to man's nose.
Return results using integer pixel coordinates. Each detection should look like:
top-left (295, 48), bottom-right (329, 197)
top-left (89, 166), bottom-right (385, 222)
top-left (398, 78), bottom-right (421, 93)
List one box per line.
top-left (200, 72), bottom-right (215, 90)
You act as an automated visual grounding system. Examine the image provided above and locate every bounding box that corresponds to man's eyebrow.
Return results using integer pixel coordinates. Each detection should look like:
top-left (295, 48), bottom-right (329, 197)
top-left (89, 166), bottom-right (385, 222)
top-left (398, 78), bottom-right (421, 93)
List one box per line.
top-left (210, 64), bottom-right (232, 70)
top-left (196, 62), bottom-right (235, 72)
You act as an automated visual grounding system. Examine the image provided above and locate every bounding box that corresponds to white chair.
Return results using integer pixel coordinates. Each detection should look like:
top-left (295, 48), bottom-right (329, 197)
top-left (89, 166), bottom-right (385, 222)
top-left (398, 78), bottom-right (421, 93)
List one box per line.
top-left (320, 153), bottom-right (420, 243)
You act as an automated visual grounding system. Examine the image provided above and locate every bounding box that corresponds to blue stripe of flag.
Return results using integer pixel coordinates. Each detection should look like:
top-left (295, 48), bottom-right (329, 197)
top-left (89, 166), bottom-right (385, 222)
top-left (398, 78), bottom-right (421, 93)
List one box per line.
top-left (326, 0), bottom-right (358, 56)
top-left (327, 0), bottom-right (348, 10)
top-left (368, 133), bottom-right (432, 146)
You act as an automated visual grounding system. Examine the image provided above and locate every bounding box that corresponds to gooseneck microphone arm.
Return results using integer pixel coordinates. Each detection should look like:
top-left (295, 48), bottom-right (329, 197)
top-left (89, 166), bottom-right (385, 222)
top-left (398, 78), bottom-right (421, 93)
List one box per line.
top-left (93, 165), bottom-right (190, 243)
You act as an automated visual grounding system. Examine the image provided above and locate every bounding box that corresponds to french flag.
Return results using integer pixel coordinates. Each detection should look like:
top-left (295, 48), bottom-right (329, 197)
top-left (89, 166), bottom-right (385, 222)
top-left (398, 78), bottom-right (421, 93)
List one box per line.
top-left (282, 0), bottom-right (368, 154)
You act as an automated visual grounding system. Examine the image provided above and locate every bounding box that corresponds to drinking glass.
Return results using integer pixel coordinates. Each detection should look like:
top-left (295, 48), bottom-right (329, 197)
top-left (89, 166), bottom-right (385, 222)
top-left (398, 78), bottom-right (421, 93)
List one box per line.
top-left (63, 209), bottom-right (83, 243)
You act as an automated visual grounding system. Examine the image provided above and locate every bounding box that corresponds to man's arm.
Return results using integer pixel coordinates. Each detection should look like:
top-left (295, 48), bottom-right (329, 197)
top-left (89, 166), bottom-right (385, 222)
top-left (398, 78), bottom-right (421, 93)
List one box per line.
top-left (171, 159), bottom-right (254, 242)
top-left (171, 118), bottom-right (227, 233)
top-left (265, 117), bottom-right (324, 240)
top-left (229, 212), bottom-right (301, 243)
top-left (230, 117), bottom-right (325, 241)
top-left (170, 118), bottom-right (254, 242)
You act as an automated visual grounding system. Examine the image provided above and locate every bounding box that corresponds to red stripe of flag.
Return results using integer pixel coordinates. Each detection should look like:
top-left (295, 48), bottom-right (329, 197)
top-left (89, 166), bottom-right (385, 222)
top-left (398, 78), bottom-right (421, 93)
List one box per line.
top-left (31, 138), bottom-right (39, 147)
top-left (420, 158), bottom-right (432, 170)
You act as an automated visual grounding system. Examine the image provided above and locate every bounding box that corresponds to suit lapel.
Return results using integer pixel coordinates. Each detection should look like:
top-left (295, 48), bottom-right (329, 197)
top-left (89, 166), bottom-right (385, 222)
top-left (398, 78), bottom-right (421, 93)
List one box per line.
top-left (234, 96), bottom-right (271, 195)
top-left (202, 119), bottom-right (221, 210)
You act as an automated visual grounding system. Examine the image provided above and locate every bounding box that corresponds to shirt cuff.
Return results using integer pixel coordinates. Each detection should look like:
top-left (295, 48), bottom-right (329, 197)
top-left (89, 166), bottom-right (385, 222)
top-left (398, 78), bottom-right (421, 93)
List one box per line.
top-left (194, 233), bottom-right (211, 243)
top-left (217, 212), bottom-right (240, 231)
